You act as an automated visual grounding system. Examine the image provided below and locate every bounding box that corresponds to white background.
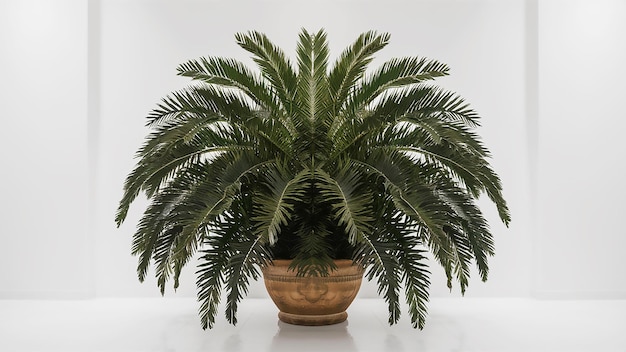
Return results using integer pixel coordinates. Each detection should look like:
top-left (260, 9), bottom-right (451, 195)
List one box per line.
top-left (0, 0), bottom-right (624, 301)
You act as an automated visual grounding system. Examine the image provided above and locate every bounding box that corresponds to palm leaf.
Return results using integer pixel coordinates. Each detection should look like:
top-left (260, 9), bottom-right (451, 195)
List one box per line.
top-left (343, 57), bottom-right (450, 116)
top-left (316, 168), bottom-right (372, 244)
top-left (234, 30), bottom-right (298, 113)
top-left (328, 31), bottom-right (390, 114)
top-left (224, 234), bottom-right (271, 325)
top-left (177, 56), bottom-right (278, 110)
top-left (252, 167), bottom-right (309, 245)
top-left (399, 245), bottom-right (431, 328)
top-left (355, 239), bottom-right (403, 325)
top-left (196, 230), bottom-right (230, 329)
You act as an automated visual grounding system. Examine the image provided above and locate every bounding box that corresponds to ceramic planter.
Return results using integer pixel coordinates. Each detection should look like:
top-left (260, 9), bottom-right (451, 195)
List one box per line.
top-left (262, 259), bottom-right (365, 326)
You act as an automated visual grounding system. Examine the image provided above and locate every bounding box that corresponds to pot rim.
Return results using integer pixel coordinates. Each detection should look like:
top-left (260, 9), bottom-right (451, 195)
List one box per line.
top-left (267, 258), bottom-right (359, 268)
top-left (262, 259), bottom-right (365, 276)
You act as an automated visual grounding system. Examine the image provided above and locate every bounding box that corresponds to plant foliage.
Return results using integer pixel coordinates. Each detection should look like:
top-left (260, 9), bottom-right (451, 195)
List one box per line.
top-left (116, 29), bottom-right (510, 330)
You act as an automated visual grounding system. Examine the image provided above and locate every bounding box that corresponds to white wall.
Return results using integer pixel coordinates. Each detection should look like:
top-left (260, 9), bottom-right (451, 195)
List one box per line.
top-left (534, 0), bottom-right (626, 298)
top-left (0, 0), bottom-right (90, 298)
top-left (3, 0), bottom-right (622, 302)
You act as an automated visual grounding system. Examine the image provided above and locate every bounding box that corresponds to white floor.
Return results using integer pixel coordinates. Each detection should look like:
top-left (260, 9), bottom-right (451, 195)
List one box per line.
top-left (1, 298), bottom-right (624, 352)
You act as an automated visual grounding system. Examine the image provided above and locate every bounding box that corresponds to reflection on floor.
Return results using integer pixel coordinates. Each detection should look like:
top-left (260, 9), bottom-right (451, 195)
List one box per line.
top-left (1, 297), bottom-right (625, 351)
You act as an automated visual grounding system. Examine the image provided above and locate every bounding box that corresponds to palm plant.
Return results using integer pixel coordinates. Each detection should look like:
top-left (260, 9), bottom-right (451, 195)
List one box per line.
top-left (116, 29), bottom-right (510, 330)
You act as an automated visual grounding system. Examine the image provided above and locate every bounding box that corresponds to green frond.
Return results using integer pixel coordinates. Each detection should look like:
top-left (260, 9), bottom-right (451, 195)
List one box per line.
top-left (196, 231), bottom-right (229, 329)
top-left (344, 57), bottom-right (450, 115)
top-left (281, 176), bottom-right (338, 276)
top-left (355, 240), bottom-right (402, 325)
top-left (224, 235), bottom-right (271, 325)
top-left (242, 112), bottom-right (295, 161)
top-left (132, 152), bottom-right (275, 287)
top-left (316, 168), bottom-right (373, 244)
top-left (234, 30), bottom-right (298, 112)
top-left (392, 117), bottom-right (488, 161)
top-left (328, 31), bottom-right (390, 114)
top-left (370, 196), bottom-right (432, 328)
top-left (146, 84), bottom-right (254, 128)
top-left (176, 56), bottom-right (279, 111)
top-left (435, 182), bottom-right (495, 281)
top-left (406, 87), bottom-right (480, 127)
top-left (196, 186), bottom-right (254, 329)
top-left (131, 161), bottom-right (234, 286)
top-left (395, 144), bottom-right (510, 225)
top-left (294, 29), bottom-right (332, 166)
top-left (351, 154), bottom-right (474, 293)
top-left (115, 142), bottom-right (249, 227)
top-left (288, 229), bottom-right (336, 277)
top-left (399, 246), bottom-right (431, 329)
top-left (252, 167), bottom-right (309, 245)
top-left (325, 109), bottom-right (391, 171)
top-left (369, 85), bottom-right (479, 128)
top-left (295, 28), bottom-right (330, 118)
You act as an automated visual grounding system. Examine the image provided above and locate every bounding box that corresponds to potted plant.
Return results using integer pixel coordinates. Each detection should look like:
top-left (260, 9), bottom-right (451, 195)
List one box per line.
top-left (116, 29), bottom-right (510, 330)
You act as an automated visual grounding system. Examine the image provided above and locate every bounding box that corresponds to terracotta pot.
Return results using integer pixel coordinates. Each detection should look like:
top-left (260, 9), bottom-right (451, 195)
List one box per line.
top-left (261, 259), bottom-right (365, 326)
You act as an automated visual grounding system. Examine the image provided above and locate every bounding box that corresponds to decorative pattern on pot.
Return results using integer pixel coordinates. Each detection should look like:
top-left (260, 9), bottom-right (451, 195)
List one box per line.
top-left (296, 280), bottom-right (330, 303)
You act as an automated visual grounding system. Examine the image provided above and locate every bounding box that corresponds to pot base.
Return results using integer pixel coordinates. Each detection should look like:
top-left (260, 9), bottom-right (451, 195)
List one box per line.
top-left (278, 311), bottom-right (348, 326)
